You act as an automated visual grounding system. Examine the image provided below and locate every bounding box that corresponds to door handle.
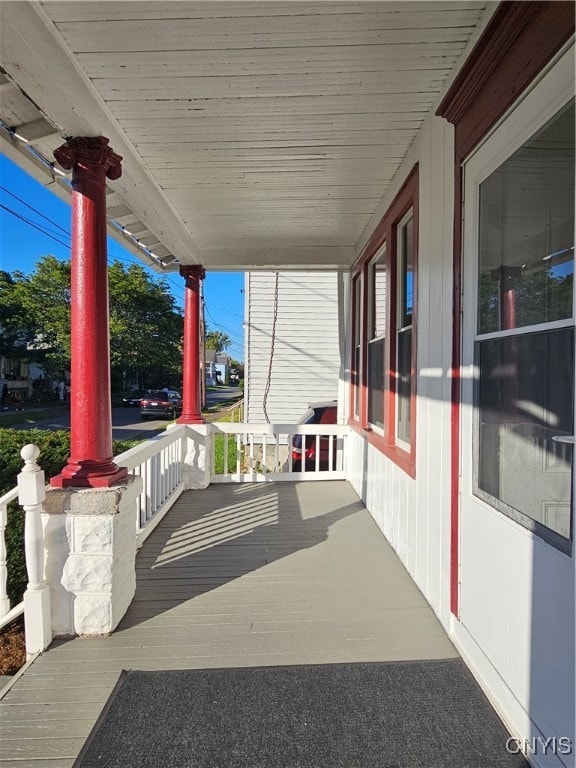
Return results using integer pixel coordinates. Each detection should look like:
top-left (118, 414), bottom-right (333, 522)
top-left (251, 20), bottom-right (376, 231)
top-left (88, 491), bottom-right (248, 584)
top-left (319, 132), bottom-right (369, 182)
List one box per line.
top-left (552, 435), bottom-right (576, 444)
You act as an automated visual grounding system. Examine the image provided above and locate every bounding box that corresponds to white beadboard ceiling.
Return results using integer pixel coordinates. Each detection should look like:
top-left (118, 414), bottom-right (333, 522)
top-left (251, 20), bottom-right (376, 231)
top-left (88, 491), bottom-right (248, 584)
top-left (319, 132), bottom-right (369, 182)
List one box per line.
top-left (0, 1), bottom-right (490, 272)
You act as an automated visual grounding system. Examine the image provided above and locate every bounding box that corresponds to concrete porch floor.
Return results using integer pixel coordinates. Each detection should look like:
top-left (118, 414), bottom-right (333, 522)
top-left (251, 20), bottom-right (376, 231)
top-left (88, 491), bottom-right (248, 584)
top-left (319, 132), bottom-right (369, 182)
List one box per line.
top-left (0, 481), bottom-right (457, 767)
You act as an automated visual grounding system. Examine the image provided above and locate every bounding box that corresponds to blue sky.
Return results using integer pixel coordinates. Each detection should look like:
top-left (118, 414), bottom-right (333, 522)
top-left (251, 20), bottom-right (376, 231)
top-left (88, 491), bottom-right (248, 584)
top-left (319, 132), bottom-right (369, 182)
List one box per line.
top-left (0, 154), bottom-right (245, 361)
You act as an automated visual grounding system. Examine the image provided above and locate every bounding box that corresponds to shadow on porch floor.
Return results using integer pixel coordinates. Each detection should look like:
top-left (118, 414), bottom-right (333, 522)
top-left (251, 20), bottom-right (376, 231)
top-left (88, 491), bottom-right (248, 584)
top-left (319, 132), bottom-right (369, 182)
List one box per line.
top-left (1, 481), bottom-right (457, 766)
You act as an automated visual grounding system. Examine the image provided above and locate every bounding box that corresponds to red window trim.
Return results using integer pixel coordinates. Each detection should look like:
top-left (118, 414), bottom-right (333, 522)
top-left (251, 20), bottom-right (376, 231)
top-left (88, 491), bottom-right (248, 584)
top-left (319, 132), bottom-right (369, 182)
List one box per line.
top-left (349, 164), bottom-right (419, 478)
top-left (436, 1), bottom-right (574, 617)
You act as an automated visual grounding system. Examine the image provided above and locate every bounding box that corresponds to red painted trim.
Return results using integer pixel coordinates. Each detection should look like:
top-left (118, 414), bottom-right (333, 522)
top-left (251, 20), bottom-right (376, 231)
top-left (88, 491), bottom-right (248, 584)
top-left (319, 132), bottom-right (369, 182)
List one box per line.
top-left (439, 2), bottom-right (574, 162)
top-left (360, 425), bottom-right (416, 479)
top-left (449, 167), bottom-right (463, 618)
top-left (349, 164), bottom-right (419, 478)
top-left (50, 137), bottom-right (127, 488)
top-left (438, 3), bottom-right (574, 617)
top-left (360, 265), bottom-right (369, 424)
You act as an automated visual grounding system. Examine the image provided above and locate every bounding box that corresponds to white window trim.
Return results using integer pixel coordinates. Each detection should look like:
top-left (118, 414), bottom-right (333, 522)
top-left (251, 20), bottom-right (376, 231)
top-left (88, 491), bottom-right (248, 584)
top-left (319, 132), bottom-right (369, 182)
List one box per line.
top-left (395, 208), bottom-right (414, 452)
top-left (461, 44), bottom-right (575, 552)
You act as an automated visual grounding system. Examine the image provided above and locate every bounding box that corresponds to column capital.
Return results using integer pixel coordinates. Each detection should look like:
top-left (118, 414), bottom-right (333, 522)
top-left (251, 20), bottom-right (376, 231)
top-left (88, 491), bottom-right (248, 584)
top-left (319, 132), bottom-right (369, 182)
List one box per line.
top-left (179, 265), bottom-right (206, 284)
top-left (54, 136), bottom-right (122, 180)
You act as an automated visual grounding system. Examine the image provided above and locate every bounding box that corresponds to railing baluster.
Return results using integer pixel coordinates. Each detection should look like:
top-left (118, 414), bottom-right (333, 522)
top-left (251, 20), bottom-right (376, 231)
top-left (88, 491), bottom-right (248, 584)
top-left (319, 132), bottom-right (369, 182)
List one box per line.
top-left (207, 422), bottom-right (347, 483)
top-left (288, 432), bottom-right (294, 473)
top-left (0, 498), bottom-right (11, 617)
top-left (145, 457), bottom-right (153, 522)
top-left (224, 433), bottom-right (229, 476)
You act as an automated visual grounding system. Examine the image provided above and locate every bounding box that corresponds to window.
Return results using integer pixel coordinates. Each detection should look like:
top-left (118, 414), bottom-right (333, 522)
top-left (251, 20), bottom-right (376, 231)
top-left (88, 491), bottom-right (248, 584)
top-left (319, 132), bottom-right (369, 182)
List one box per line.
top-left (352, 273), bottom-right (362, 421)
top-left (367, 247), bottom-right (386, 430)
top-left (396, 213), bottom-right (413, 447)
top-left (478, 102), bottom-right (574, 335)
top-left (350, 166), bottom-right (418, 476)
top-left (474, 101), bottom-right (574, 548)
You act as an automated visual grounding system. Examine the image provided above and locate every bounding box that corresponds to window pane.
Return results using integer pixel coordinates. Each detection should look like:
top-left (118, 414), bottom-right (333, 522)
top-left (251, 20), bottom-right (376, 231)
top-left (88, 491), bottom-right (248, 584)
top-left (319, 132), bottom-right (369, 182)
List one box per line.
top-left (352, 275), bottom-right (361, 417)
top-left (354, 346), bottom-right (361, 417)
top-left (353, 276), bottom-right (361, 346)
top-left (476, 327), bottom-right (573, 540)
top-left (368, 337), bottom-right (385, 428)
top-left (478, 101), bottom-right (574, 334)
top-left (397, 328), bottom-right (412, 444)
top-left (369, 250), bottom-right (387, 339)
top-left (399, 217), bottom-right (414, 329)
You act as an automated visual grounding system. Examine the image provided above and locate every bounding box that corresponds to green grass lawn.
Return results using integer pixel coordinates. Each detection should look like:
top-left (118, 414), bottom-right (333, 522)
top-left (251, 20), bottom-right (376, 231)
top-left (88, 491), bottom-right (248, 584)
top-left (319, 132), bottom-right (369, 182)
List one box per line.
top-left (213, 432), bottom-right (239, 475)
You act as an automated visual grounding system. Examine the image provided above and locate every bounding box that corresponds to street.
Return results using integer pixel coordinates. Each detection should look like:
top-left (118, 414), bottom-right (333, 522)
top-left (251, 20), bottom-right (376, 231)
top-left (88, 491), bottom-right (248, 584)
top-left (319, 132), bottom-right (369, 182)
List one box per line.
top-left (6, 387), bottom-right (242, 441)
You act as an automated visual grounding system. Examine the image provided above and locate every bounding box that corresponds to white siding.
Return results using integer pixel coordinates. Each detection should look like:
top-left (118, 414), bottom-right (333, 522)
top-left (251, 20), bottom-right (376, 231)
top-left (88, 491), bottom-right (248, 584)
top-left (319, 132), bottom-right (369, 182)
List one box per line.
top-left (347, 110), bottom-right (454, 630)
top-left (345, 55), bottom-right (576, 767)
top-left (245, 271), bottom-right (340, 423)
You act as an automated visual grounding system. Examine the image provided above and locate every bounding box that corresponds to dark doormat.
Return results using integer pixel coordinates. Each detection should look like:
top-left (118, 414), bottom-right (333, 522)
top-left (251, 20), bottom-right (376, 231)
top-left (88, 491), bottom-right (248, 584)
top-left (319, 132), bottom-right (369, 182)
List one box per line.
top-left (74, 659), bottom-right (529, 768)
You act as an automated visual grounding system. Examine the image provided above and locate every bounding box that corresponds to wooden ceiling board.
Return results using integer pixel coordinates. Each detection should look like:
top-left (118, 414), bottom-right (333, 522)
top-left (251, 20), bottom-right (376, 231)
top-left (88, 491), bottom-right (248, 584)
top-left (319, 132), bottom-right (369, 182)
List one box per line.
top-left (0, 1), bottom-right (490, 269)
top-left (45, 2), bottom-right (486, 23)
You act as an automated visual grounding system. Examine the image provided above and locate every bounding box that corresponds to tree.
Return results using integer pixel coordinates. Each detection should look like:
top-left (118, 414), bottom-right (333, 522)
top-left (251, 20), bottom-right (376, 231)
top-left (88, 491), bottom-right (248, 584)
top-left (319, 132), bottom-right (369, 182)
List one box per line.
top-left (0, 270), bottom-right (28, 359)
top-left (205, 329), bottom-right (231, 353)
top-left (3, 255), bottom-right (184, 389)
top-left (4, 257), bottom-right (72, 378)
top-left (478, 266), bottom-right (573, 333)
top-left (108, 261), bottom-right (183, 389)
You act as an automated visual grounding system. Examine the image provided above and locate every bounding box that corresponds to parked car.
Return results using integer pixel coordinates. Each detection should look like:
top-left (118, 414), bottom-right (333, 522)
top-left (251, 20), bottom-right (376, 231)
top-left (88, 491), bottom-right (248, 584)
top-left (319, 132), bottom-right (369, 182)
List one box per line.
top-left (122, 390), bottom-right (146, 407)
top-left (140, 389), bottom-right (183, 420)
top-left (291, 400), bottom-right (338, 471)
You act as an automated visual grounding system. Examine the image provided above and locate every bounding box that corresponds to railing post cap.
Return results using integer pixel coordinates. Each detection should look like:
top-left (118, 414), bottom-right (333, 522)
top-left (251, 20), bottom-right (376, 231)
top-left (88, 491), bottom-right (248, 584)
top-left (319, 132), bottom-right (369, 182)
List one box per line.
top-left (21, 444), bottom-right (41, 470)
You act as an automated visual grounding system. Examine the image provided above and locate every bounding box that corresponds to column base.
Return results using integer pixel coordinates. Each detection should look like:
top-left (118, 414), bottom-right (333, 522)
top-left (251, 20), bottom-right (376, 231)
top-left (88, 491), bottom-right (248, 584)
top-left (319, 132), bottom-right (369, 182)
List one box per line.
top-left (42, 475), bottom-right (143, 636)
top-left (177, 415), bottom-right (205, 425)
top-left (51, 466), bottom-right (128, 488)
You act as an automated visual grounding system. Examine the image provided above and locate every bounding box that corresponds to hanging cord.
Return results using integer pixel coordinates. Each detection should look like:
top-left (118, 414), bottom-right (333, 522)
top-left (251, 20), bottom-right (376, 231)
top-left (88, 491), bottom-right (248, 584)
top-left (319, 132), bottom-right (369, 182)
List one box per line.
top-left (262, 271), bottom-right (279, 423)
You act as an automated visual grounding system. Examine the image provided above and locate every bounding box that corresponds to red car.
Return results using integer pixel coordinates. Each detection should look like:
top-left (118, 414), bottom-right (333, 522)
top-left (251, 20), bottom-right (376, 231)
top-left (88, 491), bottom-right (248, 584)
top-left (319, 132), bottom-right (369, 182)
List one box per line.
top-left (291, 400), bottom-right (337, 471)
top-left (140, 390), bottom-right (182, 420)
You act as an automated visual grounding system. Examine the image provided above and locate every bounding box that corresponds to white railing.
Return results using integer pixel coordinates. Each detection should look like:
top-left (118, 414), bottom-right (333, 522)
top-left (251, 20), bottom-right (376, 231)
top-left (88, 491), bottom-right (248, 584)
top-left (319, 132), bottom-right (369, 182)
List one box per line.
top-left (0, 446), bottom-right (51, 657)
top-left (225, 398), bottom-right (244, 423)
top-left (210, 423), bottom-right (349, 482)
top-left (0, 427), bottom-right (189, 631)
top-left (0, 422), bottom-right (349, 640)
top-left (114, 424), bottom-right (188, 547)
top-left (0, 486), bottom-right (22, 630)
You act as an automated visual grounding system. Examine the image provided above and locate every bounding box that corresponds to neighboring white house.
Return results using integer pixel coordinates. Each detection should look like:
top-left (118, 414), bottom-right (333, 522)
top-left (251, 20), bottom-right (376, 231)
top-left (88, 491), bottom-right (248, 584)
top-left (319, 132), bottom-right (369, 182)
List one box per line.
top-left (244, 271), bottom-right (342, 424)
top-left (205, 350), bottom-right (230, 386)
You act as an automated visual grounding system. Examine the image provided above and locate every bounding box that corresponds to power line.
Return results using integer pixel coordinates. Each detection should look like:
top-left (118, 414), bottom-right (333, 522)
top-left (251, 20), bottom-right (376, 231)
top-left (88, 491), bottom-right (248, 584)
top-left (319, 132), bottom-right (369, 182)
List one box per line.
top-left (0, 184), bottom-right (70, 235)
top-left (0, 198), bottom-right (184, 297)
top-left (1, 196), bottom-right (243, 348)
top-left (0, 203), bottom-right (70, 250)
top-left (204, 307), bottom-right (244, 344)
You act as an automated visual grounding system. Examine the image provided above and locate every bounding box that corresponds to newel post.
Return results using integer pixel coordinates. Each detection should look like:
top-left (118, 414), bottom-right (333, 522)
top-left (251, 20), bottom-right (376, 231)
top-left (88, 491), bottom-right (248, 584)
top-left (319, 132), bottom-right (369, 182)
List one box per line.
top-left (17, 445), bottom-right (52, 656)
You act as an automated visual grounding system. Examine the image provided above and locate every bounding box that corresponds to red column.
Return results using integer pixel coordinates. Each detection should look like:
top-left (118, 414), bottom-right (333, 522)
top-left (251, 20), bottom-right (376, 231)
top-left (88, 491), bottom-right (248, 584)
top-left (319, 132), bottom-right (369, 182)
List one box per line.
top-left (51, 137), bottom-right (127, 488)
top-left (178, 266), bottom-right (205, 424)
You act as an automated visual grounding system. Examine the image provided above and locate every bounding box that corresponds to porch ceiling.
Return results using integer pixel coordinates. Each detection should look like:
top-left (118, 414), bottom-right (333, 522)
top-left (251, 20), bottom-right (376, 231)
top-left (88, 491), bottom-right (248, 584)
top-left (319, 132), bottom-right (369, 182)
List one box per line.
top-left (0, 1), bottom-right (489, 272)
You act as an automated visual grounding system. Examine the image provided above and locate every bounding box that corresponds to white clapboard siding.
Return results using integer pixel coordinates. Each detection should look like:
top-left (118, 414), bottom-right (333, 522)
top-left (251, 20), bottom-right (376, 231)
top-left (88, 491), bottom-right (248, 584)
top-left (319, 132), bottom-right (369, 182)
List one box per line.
top-left (246, 272), bottom-right (340, 424)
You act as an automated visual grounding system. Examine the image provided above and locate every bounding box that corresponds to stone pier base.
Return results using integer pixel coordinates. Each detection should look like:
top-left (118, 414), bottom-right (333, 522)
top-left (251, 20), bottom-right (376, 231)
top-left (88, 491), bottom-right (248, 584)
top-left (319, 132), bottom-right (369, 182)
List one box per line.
top-left (182, 424), bottom-right (212, 489)
top-left (42, 475), bottom-right (143, 636)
